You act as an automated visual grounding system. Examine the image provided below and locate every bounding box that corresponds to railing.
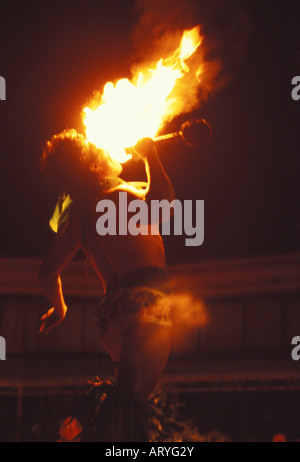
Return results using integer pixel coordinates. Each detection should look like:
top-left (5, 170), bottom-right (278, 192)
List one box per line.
top-left (1, 253), bottom-right (300, 297)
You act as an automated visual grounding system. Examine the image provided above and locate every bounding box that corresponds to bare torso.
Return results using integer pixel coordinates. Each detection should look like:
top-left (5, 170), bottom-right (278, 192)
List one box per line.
top-left (75, 188), bottom-right (166, 292)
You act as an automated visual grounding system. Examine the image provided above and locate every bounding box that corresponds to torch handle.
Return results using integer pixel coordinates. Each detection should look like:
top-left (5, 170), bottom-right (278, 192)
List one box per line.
top-left (124, 131), bottom-right (183, 156)
top-left (152, 131), bottom-right (183, 142)
top-left (125, 119), bottom-right (211, 154)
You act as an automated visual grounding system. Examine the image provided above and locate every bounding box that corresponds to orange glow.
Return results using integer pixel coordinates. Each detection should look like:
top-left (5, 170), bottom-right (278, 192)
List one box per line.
top-left (272, 434), bottom-right (287, 443)
top-left (82, 26), bottom-right (203, 164)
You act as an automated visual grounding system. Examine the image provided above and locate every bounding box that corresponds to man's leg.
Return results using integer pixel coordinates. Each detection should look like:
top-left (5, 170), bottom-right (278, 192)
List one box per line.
top-left (93, 321), bottom-right (173, 442)
top-left (118, 321), bottom-right (173, 401)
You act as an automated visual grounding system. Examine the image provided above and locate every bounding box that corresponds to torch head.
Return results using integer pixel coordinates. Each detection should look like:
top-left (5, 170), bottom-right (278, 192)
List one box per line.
top-left (181, 119), bottom-right (212, 148)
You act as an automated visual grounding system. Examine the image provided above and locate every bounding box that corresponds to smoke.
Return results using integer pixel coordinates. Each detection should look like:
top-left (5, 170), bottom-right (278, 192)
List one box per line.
top-left (131, 0), bottom-right (253, 64)
top-left (131, 0), bottom-right (253, 110)
top-left (171, 292), bottom-right (210, 328)
top-left (131, 0), bottom-right (198, 59)
top-left (170, 291), bottom-right (210, 353)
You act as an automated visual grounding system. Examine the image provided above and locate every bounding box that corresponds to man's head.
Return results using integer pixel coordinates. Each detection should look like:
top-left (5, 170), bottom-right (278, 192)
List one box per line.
top-left (41, 129), bottom-right (122, 195)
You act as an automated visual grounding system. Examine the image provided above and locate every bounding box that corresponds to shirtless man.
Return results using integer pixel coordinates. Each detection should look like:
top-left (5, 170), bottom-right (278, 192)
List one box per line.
top-left (39, 130), bottom-right (175, 441)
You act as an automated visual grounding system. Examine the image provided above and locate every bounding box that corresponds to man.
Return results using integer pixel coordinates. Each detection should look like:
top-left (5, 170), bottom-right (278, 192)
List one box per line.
top-left (39, 131), bottom-right (175, 441)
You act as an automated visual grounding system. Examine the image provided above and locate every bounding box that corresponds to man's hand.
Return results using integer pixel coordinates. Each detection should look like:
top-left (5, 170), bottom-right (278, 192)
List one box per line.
top-left (134, 138), bottom-right (157, 158)
top-left (39, 306), bottom-right (67, 335)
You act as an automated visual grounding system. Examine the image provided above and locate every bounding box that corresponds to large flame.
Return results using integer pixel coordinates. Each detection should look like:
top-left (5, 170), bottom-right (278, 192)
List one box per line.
top-left (82, 26), bottom-right (203, 163)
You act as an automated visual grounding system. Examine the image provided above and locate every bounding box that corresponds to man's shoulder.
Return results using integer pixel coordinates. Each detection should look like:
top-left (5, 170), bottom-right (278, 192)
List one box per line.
top-left (101, 188), bottom-right (143, 203)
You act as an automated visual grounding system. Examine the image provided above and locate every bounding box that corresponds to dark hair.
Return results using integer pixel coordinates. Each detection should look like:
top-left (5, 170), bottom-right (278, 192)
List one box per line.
top-left (40, 129), bottom-right (122, 195)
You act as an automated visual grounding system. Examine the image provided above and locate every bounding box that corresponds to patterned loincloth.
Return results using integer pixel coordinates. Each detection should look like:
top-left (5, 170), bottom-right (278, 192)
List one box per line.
top-left (94, 285), bottom-right (172, 362)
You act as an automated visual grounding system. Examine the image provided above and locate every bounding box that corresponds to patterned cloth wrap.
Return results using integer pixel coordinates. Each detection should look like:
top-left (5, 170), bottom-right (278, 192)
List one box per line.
top-left (93, 267), bottom-right (172, 362)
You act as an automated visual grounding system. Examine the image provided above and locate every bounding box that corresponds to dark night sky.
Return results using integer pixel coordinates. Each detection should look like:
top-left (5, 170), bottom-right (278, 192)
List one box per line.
top-left (0, 0), bottom-right (299, 265)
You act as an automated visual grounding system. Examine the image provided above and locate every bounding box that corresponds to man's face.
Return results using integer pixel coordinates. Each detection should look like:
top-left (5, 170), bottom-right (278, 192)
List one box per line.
top-left (89, 144), bottom-right (122, 178)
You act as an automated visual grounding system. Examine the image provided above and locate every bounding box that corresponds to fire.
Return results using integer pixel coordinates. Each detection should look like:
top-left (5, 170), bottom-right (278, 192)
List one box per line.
top-left (82, 26), bottom-right (203, 164)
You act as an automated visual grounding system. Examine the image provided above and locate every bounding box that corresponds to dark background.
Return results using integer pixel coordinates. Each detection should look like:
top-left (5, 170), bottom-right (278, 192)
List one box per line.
top-left (0, 0), bottom-right (299, 265)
